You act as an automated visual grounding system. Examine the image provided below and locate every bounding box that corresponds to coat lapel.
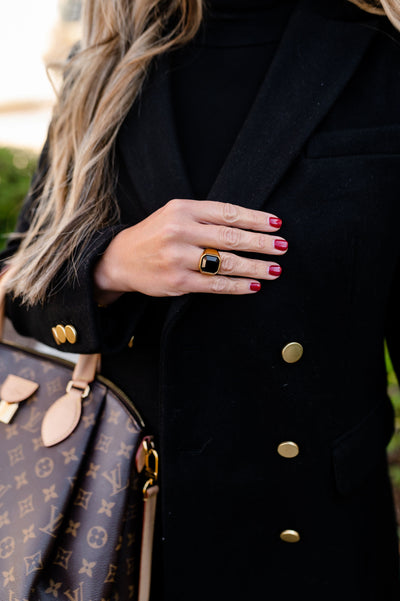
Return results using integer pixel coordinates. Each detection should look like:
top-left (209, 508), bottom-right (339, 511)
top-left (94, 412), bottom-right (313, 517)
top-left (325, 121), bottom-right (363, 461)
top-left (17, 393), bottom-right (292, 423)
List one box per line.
top-left (117, 53), bottom-right (193, 217)
top-left (120, 0), bottom-right (378, 218)
top-left (206, 0), bottom-right (379, 208)
top-left (118, 0), bottom-right (379, 328)
top-left (157, 0), bottom-right (380, 330)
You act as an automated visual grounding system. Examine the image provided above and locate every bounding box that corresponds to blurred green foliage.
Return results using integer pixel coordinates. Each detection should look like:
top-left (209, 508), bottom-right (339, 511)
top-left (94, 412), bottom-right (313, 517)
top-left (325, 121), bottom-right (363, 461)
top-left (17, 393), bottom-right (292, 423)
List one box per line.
top-left (386, 344), bottom-right (400, 461)
top-left (0, 147), bottom-right (37, 250)
top-left (386, 344), bottom-right (400, 417)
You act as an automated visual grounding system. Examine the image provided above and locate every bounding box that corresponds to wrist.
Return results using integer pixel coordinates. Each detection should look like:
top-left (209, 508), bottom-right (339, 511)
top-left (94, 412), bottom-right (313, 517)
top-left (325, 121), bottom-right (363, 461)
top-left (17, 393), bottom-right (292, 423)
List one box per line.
top-left (93, 242), bottom-right (125, 306)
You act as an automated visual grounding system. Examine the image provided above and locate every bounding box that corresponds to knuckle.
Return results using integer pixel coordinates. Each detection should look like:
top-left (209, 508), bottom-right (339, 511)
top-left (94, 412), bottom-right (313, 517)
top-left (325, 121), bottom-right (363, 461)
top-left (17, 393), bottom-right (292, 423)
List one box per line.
top-left (256, 234), bottom-right (267, 250)
top-left (170, 270), bottom-right (187, 290)
top-left (167, 198), bottom-right (185, 212)
top-left (167, 197), bottom-right (194, 217)
top-left (220, 226), bottom-right (241, 248)
top-left (259, 262), bottom-right (268, 278)
top-left (211, 277), bottom-right (227, 293)
top-left (162, 221), bottom-right (183, 242)
top-left (230, 279), bottom-right (241, 294)
top-left (163, 245), bottom-right (181, 268)
top-left (222, 202), bottom-right (239, 224)
top-left (220, 254), bottom-right (235, 274)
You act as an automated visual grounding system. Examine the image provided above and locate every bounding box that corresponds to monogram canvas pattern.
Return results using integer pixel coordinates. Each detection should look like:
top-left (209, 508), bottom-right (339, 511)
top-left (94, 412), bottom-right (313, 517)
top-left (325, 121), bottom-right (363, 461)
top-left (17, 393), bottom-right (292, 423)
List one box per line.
top-left (0, 342), bottom-right (145, 601)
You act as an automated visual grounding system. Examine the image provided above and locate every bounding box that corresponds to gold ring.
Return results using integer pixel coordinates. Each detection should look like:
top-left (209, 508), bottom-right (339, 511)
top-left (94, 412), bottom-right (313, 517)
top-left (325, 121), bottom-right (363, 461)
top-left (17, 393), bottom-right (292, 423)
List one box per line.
top-left (198, 248), bottom-right (221, 275)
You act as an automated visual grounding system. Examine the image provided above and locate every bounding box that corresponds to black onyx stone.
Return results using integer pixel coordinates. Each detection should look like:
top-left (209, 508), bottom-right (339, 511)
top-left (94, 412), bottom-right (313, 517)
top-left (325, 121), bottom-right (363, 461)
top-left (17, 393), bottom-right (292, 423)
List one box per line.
top-left (201, 253), bottom-right (220, 274)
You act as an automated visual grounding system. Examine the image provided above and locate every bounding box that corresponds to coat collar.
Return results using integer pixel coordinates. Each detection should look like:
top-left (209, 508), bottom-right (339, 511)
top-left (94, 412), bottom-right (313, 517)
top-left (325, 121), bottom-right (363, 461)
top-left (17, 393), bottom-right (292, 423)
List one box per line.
top-left (118, 0), bottom-right (379, 220)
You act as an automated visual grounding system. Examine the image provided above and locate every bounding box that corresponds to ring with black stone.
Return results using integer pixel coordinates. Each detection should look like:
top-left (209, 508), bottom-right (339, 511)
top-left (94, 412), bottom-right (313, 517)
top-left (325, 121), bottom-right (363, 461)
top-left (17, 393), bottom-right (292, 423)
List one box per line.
top-left (198, 248), bottom-right (221, 275)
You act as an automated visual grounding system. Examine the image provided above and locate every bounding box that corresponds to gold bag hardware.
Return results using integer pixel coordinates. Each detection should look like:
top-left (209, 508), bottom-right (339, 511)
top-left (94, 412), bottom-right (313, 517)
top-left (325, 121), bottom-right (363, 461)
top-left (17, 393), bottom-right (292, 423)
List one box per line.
top-left (0, 374), bottom-right (39, 424)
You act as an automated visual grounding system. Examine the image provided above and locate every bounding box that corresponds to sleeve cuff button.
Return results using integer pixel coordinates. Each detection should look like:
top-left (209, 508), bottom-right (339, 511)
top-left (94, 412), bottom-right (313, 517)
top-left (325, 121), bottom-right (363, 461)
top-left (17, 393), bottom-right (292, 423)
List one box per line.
top-left (51, 325), bottom-right (77, 345)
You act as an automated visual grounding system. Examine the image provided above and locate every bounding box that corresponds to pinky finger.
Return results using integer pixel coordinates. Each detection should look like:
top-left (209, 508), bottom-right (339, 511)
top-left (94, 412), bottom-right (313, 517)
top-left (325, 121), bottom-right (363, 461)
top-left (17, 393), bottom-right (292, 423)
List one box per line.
top-left (187, 273), bottom-right (262, 295)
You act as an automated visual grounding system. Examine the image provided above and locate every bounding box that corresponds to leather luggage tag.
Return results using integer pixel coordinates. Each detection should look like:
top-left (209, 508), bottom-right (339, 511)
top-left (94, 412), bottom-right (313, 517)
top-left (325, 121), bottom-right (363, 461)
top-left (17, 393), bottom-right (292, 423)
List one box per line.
top-left (0, 374), bottom-right (39, 424)
top-left (41, 384), bottom-right (86, 447)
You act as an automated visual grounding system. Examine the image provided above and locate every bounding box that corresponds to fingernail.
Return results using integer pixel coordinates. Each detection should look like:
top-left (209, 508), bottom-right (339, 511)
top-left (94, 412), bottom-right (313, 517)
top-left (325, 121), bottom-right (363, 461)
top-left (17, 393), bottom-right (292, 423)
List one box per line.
top-left (269, 265), bottom-right (282, 276)
top-left (269, 217), bottom-right (282, 228)
top-left (274, 239), bottom-right (288, 251)
top-left (250, 282), bottom-right (261, 292)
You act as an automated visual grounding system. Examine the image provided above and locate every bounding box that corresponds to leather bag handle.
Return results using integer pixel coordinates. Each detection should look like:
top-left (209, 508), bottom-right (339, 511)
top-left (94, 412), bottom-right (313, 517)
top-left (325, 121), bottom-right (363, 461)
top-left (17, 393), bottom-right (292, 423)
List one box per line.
top-left (0, 268), bottom-right (158, 601)
top-left (0, 268), bottom-right (99, 443)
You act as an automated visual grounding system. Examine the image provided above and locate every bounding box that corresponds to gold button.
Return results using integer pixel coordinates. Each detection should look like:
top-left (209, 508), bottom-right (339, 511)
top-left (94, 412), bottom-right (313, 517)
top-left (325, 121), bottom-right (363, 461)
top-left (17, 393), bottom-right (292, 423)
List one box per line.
top-left (282, 342), bottom-right (303, 363)
top-left (65, 325), bottom-right (77, 344)
top-left (280, 529), bottom-right (300, 543)
top-left (55, 325), bottom-right (67, 344)
top-left (51, 327), bottom-right (61, 345)
top-left (277, 441), bottom-right (299, 459)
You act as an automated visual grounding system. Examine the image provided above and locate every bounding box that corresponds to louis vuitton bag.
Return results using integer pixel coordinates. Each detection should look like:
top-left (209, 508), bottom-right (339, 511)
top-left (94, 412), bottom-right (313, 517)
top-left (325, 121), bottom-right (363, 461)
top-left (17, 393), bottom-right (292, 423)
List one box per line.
top-left (0, 271), bottom-right (159, 601)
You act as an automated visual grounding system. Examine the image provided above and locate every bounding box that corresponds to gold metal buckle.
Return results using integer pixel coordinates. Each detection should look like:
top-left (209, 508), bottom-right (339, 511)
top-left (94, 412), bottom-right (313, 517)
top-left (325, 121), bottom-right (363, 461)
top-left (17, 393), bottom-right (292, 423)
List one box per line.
top-left (142, 438), bottom-right (159, 500)
top-left (0, 400), bottom-right (19, 424)
top-left (66, 381), bottom-right (90, 399)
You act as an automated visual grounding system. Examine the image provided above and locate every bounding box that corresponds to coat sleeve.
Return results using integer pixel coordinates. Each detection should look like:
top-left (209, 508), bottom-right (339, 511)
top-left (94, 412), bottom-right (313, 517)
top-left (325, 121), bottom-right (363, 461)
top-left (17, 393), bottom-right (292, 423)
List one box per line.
top-left (0, 146), bottom-right (152, 355)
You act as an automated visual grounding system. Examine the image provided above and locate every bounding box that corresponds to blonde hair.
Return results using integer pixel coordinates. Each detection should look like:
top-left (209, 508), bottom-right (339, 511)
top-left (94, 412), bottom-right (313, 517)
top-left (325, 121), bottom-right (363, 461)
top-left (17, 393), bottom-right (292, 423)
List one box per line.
top-left (5, 0), bottom-right (400, 304)
top-left (349, 0), bottom-right (400, 28)
top-left (7, 0), bottom-right (203, 304)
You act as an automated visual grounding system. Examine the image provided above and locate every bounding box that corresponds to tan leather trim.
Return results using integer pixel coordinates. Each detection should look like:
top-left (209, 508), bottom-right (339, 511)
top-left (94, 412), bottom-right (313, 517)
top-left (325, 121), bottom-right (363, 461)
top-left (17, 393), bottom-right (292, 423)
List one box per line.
top-left (136, 439), bottom-right (146, 473)
top-left (138, 485), bottom-right (159, 601)
top-left (0, 374), bottom-right (39, 404)
top-left (41, 388), bottom-right (83, 447)
top-left (72, 353), bottom-right (100, 383)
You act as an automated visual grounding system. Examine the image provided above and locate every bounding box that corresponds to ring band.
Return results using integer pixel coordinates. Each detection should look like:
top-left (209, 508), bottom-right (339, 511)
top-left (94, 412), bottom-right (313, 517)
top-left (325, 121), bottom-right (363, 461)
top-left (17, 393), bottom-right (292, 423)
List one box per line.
top-left (198, 248), bottom-right (221, 275)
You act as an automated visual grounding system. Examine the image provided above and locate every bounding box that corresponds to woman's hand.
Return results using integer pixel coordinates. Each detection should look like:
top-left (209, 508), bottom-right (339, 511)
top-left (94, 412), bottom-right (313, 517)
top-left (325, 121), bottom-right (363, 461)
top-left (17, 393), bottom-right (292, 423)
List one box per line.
top-left (93, 199), bottom-right (287, 304)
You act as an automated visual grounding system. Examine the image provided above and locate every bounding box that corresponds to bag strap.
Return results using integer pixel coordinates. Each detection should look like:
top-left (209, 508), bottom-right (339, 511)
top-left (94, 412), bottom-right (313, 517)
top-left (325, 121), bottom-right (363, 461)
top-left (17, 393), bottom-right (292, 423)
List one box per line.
top-left (0, 267), bottom-right (158, 601)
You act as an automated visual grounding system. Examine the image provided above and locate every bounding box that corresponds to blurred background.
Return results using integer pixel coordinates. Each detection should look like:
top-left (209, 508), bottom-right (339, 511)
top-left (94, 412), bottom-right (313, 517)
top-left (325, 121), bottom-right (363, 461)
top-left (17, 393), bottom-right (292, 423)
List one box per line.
top-left (1, 0), bottom-right (400, 539)
top-left (0, 0), bottom-right (81, 150)
top-left (0, 0), bottom-right (81, 242)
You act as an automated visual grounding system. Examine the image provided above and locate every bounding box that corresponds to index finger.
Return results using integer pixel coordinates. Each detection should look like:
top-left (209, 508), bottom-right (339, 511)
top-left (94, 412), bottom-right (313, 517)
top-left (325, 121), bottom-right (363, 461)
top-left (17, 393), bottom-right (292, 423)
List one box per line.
top-left (191, 200), bottom-right (282, 232)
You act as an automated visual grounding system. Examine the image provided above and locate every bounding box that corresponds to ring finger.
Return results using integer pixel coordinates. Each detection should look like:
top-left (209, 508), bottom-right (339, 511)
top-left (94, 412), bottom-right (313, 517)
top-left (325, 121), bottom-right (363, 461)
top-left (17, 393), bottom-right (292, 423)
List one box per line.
top-left (194, 248), bottom-right (282, 280)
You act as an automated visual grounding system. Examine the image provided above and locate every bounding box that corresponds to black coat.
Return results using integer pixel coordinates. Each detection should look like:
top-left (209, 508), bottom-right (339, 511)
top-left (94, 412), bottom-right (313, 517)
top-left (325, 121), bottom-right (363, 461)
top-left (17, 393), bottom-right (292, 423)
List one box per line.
top-left (3, 1), bottom-right (400, 599)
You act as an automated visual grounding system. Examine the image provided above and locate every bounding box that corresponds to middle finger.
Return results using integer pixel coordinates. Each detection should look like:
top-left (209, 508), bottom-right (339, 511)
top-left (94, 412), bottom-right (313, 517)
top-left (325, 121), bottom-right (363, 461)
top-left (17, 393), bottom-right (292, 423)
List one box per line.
top-left (191, 223), bottom-right (288, 255)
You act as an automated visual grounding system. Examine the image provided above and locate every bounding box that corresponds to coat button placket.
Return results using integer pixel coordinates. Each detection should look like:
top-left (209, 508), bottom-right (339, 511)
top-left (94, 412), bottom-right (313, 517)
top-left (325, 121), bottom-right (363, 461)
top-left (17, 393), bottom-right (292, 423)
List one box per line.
top-left (279, 341), bottom-right (303, 542)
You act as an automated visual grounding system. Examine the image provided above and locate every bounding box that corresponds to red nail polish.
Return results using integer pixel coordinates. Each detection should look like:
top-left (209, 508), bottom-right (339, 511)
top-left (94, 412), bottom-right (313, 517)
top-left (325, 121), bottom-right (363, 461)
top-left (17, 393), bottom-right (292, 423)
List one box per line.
top-left (269, 217), bottom-right (282, 228)
top-left (269, 265), bottom-right (282, 276)
top-left (250, 282), bottom-right (261, 292)
top-left (274, 239), bottom-right (288, 251)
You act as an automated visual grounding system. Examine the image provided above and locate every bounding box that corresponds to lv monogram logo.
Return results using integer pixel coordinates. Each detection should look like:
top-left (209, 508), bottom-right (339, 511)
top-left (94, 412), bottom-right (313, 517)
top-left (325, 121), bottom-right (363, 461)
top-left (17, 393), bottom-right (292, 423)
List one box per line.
top-left (0, 339), bottom-right (147, 598)
top-left (21, 407), bottom-right (43, 433)
top-left (64, 582), bottom-right (84, 601)
top-left (0, 484), bottom-right (11, 499)
top-left (39, 505), bottom-right (64, 538)
top-left (102, 463), bottom-right (128, 496)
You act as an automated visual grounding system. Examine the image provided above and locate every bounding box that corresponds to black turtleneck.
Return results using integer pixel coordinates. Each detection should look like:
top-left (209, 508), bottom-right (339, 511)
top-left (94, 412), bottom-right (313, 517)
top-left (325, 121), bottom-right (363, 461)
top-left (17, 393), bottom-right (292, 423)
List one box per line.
top-left (170, 0), bottom-right (297, 199)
